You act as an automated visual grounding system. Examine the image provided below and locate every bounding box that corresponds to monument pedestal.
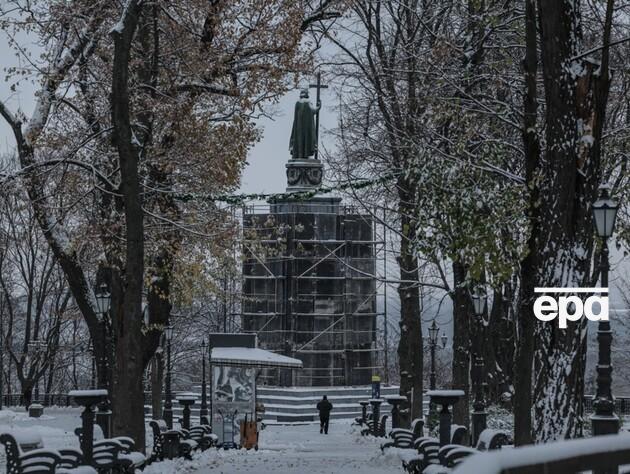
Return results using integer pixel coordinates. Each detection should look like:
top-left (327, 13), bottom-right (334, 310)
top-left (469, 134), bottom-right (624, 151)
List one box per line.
top-left (285, 159), bottom-right (324, 192)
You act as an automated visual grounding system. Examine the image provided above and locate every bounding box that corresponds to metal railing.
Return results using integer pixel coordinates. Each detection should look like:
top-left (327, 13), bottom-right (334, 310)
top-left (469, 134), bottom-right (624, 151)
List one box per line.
top-left (2, 393), bottom-right (73, 407)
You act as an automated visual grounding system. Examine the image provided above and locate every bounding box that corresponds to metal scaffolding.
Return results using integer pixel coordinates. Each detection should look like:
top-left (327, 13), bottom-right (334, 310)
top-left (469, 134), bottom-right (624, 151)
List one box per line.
top-left (240, 197), bottom-right (385, 387)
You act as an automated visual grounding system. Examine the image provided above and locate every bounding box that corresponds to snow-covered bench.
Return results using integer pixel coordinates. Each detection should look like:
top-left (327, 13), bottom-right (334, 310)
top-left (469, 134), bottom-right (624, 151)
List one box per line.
top-left (451, 432), bottom-right (630, 473)
top-left (0, 430), bottom-right (96, 474)
top-left (438, 429), bottom-right (511, 468)
top-left (179, 425), bottom-right (217, 451)
top-left (380, 418), bottom-right (425, 452)
top-left (361, 415), bottom-right (388, 437)
top-left (400, 425), bottom-right (468, 473)
top-left (399, 428), bottom-right (510, 474)
top-left (149, 420), bottom-right (197, 462)
top-left (74, 426), bottom-right (146, 472)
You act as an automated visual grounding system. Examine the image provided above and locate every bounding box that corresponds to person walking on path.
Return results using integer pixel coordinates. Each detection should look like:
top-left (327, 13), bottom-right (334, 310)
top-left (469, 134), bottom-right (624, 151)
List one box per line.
top-left (317, 395), bottom-right (333, 434)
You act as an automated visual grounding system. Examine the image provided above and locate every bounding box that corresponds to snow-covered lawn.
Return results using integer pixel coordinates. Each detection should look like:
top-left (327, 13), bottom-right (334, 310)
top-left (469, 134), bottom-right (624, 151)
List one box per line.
top-left (0, 408), bottom-right (402, 474)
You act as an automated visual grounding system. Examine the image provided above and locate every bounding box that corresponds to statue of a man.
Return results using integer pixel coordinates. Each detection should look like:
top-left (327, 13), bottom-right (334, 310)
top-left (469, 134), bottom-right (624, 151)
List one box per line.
top-left (289, 88), bottom-right (320, 159)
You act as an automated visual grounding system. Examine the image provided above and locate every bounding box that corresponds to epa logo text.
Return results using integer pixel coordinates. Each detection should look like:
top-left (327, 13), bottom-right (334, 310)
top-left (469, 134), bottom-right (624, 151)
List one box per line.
top-left (533, 288), bottom-right (609, 329)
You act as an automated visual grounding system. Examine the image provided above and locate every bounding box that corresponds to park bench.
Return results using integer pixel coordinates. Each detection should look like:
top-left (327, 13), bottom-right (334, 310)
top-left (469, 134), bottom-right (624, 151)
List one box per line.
top-left (360, 414), bottom-right (389, 437)
top-left (74, 427), bottom-right (146, 473)
top-left (148, 420), bottom-right (197, 462)
top-left (0, 431), bottom-right (97, 474)
top-left (438, 429), bottom-right (511, 468)
top-left (399, 427), bottom-right (510, 474)
top-left (451, 432), bottom-right (630, 474)
top-left (179, 425), bottom-right (217, 451)
top-left (399, 425), bottom-right (468, 473)
top-left (380, 418), bottom-right (425, 452)
top-left (355, 410), bottom-right (373, 428)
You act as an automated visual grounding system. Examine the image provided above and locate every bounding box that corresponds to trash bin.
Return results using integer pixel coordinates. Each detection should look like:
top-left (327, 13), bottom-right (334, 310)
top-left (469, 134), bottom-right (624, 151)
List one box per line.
top-left (163, 431), bottom-right (180, 460)
top-left (28, 404), bottom-right (44, 418)
top-left (239, 414), bottom-right (258, 450)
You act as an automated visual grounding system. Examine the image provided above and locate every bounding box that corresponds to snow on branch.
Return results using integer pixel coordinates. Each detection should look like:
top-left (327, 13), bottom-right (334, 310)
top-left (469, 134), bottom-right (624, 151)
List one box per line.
top-left (0, 101), bottom-right (21, 133)
top-left (110, 0), bottom-right (143, 36)
top-left (23, 16), bottom-right (104, 147)
top-left (301, 0), bottom-right (341, 31)
top-left (175, 82), bottom-right (240, 97)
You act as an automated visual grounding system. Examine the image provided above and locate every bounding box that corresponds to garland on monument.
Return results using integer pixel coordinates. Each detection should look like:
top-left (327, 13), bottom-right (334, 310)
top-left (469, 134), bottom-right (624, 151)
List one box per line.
top-left (174, 170), bottom-right (400, 205)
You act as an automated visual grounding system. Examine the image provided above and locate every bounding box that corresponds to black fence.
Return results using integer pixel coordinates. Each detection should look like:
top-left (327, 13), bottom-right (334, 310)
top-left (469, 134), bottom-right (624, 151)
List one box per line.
top-left (2, 393), bottom-right (73, 407)
top-left (583, 396), bottom-right (630, 416)
top-left (5, 392), bottom-right (630, 417)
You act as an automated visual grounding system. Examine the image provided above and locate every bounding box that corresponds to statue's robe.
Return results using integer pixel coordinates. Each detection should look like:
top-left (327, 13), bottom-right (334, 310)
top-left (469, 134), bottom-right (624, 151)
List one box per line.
top-left (289, 99), bottom-right (317, 159)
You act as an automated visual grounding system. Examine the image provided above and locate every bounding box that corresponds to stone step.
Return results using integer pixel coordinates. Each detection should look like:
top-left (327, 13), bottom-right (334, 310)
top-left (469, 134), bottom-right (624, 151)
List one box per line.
top-left (257, 385), bottom-right (401, 398)
top-left (147, 385), bottom-right (416, 423)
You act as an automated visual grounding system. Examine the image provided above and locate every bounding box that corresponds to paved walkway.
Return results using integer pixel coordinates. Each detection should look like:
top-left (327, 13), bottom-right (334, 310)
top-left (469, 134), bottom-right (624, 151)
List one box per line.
top-left (144, 421), bottom-right (403, 474)
top-left (0, 408), bottom-right (403, 474)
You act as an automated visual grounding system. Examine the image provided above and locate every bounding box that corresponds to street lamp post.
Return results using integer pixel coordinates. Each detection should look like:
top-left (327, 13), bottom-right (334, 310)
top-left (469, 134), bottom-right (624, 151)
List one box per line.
top-left (164, 325), bottom-right (174, 429)
top-left (426, 320), bottom-right (447, 391)
top-left (200, 339), bottom-right (209, 421)
top-left (91, 346), bottom-right (96, 390)
top-left (208, 336), bottom-right (213, 427)
top-left (27, 339), bottom-right (45, 405)
top-left (428, 321), bottom-right (438, 390)
top-left (591, 184), bottom-right (620, 438)
top-left (425, 320), bottom-right (447, 431)
top-left (471, 289), bottom-right (488, 447)
top-left (94, 283), bottom-right (112, 437)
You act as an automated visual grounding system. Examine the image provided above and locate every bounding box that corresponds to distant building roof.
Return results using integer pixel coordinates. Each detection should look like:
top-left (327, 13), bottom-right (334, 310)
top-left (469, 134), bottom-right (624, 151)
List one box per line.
top-left (210, 347), bottom-right (302, 369)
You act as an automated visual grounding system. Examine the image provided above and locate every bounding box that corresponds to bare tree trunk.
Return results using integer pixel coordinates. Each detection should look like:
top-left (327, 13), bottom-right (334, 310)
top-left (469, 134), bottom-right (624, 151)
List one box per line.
top-left (513, 0), bottom-right (539, 446)
top-left (151, 353), bottom-right (164, 420)
top-left (451, 261), bottom-right (470, 434)
top-left (529, 0), bottom-right (613, 442)
top-left (110, 0), bottom-right (146, 449)
top-left (483, 286), bottom-right (513, 404)
top-left (396, 181), bottom-right (423, 423)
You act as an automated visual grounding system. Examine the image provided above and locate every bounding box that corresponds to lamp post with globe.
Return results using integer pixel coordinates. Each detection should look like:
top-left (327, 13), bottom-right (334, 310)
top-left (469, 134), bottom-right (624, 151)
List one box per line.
top-left (471, 288), bottom-right (488, 446)
top-left (94, 283), bottom-right (112, 437)
top-left (163, 325), bottom-right (174, 428)
top-left (591, 184), bottom-right (620, 437)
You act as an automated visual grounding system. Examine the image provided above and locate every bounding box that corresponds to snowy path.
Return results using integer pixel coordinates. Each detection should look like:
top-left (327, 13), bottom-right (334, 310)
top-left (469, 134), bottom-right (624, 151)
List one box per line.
top-left (145, 421), bottom-right (403, 474)
top-left (0, 408), bottom-right (403, 474)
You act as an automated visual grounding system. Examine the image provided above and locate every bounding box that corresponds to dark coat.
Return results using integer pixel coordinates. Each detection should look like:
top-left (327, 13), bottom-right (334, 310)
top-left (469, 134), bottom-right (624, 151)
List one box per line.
top-left (317, 399), bottom-right (333, 418)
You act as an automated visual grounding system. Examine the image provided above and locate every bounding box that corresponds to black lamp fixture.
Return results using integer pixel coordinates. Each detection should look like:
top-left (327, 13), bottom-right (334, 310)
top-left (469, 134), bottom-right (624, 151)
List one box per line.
top-left (428, 319), bottom-right (439, 346)
top-left (471, 288), bottom-right (487, 317)
top-left (593, 184), bottom-right (619, 239)
top-left (94, 283), bottom-right (111, 319)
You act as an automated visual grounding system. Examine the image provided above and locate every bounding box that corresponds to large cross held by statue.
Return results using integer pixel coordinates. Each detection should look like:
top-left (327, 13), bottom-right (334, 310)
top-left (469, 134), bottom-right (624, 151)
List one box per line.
top-left (309, 72), bottom-right (327, 160)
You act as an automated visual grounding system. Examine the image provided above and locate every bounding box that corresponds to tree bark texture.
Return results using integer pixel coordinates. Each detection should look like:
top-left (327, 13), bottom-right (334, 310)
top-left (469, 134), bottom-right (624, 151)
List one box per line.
top-left (529, 0), bottom-right (612, 442)
top-left (514, 0), bottom-right (539, 445)
top-left (110, 0), bottom-right (146, 449)
top-left (451, 261), bottom-right (470, 434)
top-left (397, 180), bottom-right (424, 423)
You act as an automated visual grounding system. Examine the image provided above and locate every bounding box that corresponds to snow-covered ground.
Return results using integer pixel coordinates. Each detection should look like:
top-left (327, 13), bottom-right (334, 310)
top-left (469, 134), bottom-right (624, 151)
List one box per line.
top-left (0, 408), bottom-right (402, 474)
